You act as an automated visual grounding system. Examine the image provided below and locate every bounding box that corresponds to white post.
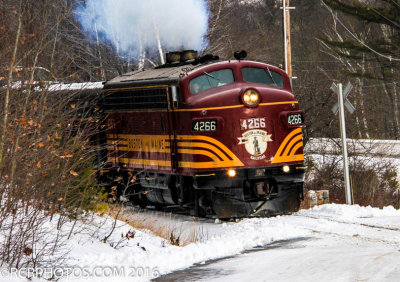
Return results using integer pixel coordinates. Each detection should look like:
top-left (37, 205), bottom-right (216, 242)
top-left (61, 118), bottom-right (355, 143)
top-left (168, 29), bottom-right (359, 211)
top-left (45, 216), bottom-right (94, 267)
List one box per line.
top-left (338, 83), bottom-right (352, 205)
top-left (282, 0), bottom-right (288, 73)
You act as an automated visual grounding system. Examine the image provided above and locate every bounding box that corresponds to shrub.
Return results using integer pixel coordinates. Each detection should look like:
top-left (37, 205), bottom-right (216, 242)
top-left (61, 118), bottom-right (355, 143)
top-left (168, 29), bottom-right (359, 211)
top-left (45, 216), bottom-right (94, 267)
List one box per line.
top-left (305, 155), bottom-right (400, 208)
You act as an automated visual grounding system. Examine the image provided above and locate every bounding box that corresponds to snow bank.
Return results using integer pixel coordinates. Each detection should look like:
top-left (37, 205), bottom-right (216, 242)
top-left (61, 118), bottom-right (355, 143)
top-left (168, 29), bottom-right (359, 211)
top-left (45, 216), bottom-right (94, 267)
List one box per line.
top-left (1, 204), bottom-right (399, 281)
top-left (0, 211), bottom-right (309, 281)
top-left (63, 215), bottom-right (310, 281)
top-left (298, 203), bottom-right (400, 220)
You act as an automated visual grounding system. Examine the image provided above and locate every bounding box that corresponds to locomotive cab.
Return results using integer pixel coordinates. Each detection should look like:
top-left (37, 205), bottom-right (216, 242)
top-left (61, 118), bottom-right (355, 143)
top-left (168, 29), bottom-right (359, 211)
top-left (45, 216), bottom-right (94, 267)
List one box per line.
top-left (174, 61), bottom-right (305, 217)
top-left (102, 53), bottom-right (305, 218)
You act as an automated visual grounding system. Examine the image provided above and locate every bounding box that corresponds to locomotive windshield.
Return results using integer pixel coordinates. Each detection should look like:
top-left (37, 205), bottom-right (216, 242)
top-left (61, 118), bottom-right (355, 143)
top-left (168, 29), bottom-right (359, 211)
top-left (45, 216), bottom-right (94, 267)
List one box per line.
top-left (242, 67), bottom-right (283, 88)
top-left (190, 69), bottom-right (234, 94)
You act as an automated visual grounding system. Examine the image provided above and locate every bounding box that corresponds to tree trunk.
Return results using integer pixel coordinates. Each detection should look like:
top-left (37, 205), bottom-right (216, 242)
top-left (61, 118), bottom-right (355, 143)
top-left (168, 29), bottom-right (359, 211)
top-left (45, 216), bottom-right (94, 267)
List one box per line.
top-left (380, 25), bottom-right (400, 138)
top-left (91, 1), bottom-right (105, 80)
top-left (391, 71), bottom-right (400, 138)
top-left (9, 37), bottom-right (43, 185)
top-left (357, 53), bottom-right (370, 138)
top-left (150, 0), bottom-right (164, 64)
top-left (380, 74), bottom-right (398, 138)
top-left (0, 1), bottom-right (23, 165)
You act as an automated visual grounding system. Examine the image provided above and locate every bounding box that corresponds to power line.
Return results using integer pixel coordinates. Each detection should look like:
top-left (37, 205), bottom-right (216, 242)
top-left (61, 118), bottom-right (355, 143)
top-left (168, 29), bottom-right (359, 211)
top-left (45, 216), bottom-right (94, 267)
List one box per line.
top-left (293, 64), bottom-right (400, 71)
top-left (370, 5), bottom-right (400, 29)
top-left (321, 1), bottom-right (400, 62)
top-left (293, 59), bottom-right (400, 65)
top-left (295, 80), bottom-right (399, 89)
top-left (293, 60), bottom-right (344, 63)
top-left (359, 81), bottom-right (399, 88)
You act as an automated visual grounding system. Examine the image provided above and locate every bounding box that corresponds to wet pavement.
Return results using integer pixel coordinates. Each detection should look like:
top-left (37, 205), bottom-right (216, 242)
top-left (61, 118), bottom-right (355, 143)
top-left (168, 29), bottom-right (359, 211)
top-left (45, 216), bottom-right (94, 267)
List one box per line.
top-left (155, 237), bottom-right (313, 282)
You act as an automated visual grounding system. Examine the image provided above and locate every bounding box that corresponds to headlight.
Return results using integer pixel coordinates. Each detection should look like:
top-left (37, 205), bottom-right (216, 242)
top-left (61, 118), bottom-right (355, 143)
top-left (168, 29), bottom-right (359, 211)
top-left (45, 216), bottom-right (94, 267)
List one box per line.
top-left (241, 89), bottom-right (260, 107)
top-left (282, 165), bottom-right (290, 173)
top-left (227, 169), bottom-right (237, 177)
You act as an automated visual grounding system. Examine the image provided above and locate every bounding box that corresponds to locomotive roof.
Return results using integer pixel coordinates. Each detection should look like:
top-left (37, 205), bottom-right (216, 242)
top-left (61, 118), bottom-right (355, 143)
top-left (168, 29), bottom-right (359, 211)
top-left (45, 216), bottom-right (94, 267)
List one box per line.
top-left (104, 65), bottom-right (191, 87)
top-left (104, 60), bottom-right (285, 88)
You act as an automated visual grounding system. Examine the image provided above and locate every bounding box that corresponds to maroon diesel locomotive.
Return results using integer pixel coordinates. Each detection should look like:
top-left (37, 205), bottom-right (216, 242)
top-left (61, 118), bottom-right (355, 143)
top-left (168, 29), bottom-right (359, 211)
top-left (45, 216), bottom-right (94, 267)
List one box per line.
top-left (102, 50), bottom-right (305, 218)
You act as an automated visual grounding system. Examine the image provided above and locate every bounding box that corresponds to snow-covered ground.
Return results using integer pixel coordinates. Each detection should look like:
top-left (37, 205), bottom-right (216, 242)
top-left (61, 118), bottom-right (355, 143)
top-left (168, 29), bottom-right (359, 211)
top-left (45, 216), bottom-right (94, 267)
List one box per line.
top-left (305, 138), bottom-right (400, 157)
top-left (1, 204), bottom-right (400, 281)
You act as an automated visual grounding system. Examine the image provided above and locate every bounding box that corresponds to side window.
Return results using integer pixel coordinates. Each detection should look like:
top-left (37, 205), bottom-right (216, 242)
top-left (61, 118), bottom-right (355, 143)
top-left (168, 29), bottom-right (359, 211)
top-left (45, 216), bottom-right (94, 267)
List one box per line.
top-left (242, 67), bottom-right (283, 88)
top-left (190, 69), bottom-right (234, 94)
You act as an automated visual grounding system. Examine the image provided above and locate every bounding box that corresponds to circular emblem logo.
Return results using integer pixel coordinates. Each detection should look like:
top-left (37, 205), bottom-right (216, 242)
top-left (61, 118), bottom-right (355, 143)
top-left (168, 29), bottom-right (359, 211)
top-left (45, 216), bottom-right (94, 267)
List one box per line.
top-left (238, 130), bottom-right (273, 157)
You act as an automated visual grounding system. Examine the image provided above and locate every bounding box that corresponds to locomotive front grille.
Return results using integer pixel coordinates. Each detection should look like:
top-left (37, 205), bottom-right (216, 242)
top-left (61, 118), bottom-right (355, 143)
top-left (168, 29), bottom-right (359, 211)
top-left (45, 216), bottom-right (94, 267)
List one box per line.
top-left (104, 87), bottom-right (168, 111)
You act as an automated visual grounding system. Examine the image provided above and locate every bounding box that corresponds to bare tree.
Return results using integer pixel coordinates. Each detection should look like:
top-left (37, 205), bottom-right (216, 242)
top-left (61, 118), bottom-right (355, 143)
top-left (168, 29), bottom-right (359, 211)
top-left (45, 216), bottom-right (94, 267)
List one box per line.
top-left (0, 0), bottom-right (23, 165)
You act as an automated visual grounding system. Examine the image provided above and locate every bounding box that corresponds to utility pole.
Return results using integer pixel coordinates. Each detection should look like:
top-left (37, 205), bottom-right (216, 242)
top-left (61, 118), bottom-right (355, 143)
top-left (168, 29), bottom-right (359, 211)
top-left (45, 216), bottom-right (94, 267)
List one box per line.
top-left (281, 0), bottom-right (295, 77)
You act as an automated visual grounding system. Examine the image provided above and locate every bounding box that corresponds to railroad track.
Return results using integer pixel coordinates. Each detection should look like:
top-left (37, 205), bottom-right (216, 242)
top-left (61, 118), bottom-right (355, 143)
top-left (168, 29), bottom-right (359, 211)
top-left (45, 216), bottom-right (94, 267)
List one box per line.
top-left (289, 213), bottom-right (400, 246)
top-left (293, 213), bottom-right (400, 232)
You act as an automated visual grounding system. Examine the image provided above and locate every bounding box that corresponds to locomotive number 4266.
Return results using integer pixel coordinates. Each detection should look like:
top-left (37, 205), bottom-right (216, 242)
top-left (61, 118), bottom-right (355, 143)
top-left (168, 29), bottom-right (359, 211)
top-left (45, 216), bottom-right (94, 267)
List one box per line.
top-left (287, 113), bottom-right (304, 125)
top-left (192, 120), bottom-right (217, 132)
top-left (240, 117), bottom-right (266, 131)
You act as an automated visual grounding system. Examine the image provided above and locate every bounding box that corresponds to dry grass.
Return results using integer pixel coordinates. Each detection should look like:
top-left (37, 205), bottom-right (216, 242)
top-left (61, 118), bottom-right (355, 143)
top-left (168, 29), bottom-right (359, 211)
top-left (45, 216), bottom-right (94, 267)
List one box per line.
top-left (107, 204), bottom-right (205, 246)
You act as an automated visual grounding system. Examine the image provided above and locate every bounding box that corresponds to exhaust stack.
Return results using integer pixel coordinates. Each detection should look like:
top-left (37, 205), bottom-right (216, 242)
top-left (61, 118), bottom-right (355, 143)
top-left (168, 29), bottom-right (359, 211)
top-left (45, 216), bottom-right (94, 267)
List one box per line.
top-left (165, 50), bottom-right (198, 64)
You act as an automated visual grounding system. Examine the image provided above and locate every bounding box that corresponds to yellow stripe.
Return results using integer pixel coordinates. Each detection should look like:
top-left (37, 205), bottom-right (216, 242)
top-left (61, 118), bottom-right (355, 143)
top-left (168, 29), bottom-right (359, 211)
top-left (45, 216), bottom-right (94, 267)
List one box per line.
top-left (195, 173), bottom-right (216, 177)
top-left (173, 101), bottom-right (298, 112)
top-left (104, 85), bottom-right (169, 92)
top-left (282, 135), bottom-right (303, 157)
top-left (177, 135), bottom-right (244, 167)
top-left (95, 169), bottom-right (110, 173)
top-left (112, 159), bottom-right (244, 170)
top-left (107, 134), bottom-right (245, 169)
top-left (116, 134), bottom-right (169, 153)
top-left (116, 158), bottom-right (243, 169)
top-left (104, 101), bottom-right (298, 113)
top-left (178, 149), bottom-right (220, 161)
top-left (111, 134), bottom-right (242, 164)
top-left (174, 104), bottom-right (244, 112)
top-left (107, 140), bottom-right (125, 145)
top-left (108, 136), bottom-right (227, 159)
top-left (272, 128), bottom-right (304, 164)
top-left (119, 158), bottom-right (171, 167)
top-left (258, 101), bottom-right (298, 107)
top-left (274, 128), bottom-right (301, 157)
top-left (178, 142), bottom-right (229, 161)
top-left (296, 166), bottom-right (308, 170)
top-left (108, 139), bottom-right (171, 153)
top-left (178, 135), bottom-right (243, 164)
top-left (178, 159), bottom-right (244, 169)
top-left (117, 147), bottom-right (171, 153)
top-left (115, 158), bottom-right (244, 168)
top-left (290, 142), bottom-right (303, 156)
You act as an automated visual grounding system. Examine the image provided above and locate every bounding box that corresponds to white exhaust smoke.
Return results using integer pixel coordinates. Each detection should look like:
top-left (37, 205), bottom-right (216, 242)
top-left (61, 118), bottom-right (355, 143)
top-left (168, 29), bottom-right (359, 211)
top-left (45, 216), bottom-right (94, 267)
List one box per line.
top-left (74, 0), bottom-right (209, 61)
